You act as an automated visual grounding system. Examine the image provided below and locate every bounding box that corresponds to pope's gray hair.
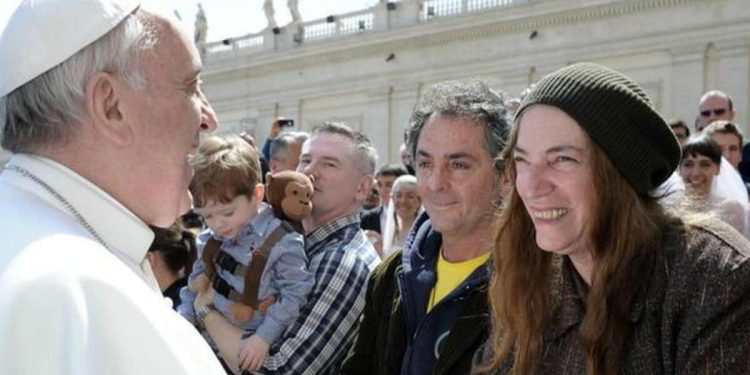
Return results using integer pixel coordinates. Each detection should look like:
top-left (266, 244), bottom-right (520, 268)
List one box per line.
top-left (1, 10), bottom-right (157, 153)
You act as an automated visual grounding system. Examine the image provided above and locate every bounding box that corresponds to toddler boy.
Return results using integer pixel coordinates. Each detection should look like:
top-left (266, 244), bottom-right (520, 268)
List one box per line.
top-left (178, 135), bottom-right (313, 372)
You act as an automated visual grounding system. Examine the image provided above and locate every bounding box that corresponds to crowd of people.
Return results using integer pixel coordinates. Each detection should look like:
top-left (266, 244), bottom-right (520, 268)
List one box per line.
top-left (2, 0), bottom-right (750, 374)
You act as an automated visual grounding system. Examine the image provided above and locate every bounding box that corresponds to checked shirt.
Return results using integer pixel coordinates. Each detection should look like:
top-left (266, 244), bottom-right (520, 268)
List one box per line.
top-left (263, 212), bottom-right (381, 374)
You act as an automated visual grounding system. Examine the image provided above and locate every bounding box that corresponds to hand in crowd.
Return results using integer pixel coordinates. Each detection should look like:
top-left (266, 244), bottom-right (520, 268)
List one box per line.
top-left (364, 229), bottom-right (383, 257)
top-left (238, 334), bottom-right (271, 372)
top-left (194, 285), bottom-right (215, 312)
top-left (269, 118), bottom-right (284, 139)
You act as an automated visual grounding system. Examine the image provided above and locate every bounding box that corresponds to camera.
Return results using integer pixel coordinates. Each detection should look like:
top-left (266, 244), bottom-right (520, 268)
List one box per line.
top-left (278, 119), bottom-right (294, 128)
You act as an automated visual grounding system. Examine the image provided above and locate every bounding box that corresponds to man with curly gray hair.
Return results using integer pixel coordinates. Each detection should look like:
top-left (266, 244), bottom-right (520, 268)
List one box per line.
top-left (342, 79), bottom-right (511, 374)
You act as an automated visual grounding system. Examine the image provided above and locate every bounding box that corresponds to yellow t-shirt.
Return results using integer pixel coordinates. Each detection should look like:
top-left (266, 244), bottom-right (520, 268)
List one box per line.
top-left (427, 250), bottom-right (490, 312)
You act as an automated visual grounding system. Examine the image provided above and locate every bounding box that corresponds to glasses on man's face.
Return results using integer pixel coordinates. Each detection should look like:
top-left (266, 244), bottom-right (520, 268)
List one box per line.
top-left (700, 108), bottom-right (727, 117)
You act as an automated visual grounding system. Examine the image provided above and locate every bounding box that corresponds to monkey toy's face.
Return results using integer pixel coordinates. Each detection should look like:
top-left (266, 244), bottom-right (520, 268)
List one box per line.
top-left (282, 179), bottom-right (313, 221)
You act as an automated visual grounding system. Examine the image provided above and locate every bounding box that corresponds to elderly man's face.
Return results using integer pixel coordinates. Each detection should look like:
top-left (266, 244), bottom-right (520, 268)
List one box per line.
top-left (270, 139), bottom-right (304, 173)
top-left (122, 15), bottom-right (217, 226)
top-left (698, 94), bottom-right (734, 131)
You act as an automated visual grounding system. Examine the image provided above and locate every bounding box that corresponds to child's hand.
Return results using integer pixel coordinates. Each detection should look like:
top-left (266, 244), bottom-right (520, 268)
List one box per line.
top-left (193, 286), bottom-right (214, 312)
top-left (238, 335), bottom-right (270, 372)
top-left (188, 274), bottom-right (210, 293)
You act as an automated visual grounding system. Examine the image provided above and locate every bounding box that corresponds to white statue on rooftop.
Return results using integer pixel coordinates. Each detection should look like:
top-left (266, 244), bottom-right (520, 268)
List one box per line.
top-left (194, 3), bottom-right (207, 44)
top-left (263, 0), bottom-right (303, 30)
top-left (263, 0), bottom-right (278, 29)
top-left (194, 3), bottom-right (208, 59)
top-left (289, 0), bottom-right (302, 24)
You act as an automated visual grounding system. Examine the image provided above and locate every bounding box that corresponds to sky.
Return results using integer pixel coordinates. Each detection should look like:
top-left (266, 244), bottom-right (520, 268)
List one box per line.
top-left (1, 1), bottom-right (380, 43)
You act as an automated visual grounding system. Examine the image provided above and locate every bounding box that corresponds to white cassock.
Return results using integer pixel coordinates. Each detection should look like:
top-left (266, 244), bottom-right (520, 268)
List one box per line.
top-left (0, 154), bottom-right (224, 375)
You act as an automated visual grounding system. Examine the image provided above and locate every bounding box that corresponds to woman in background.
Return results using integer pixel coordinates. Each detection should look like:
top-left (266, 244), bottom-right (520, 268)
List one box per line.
top-left (148, 223), bottom-right (196, 309)
top-left (381, 175), bottom-right (421, 258)
top-left (679, 135), bottom-right (747, 235)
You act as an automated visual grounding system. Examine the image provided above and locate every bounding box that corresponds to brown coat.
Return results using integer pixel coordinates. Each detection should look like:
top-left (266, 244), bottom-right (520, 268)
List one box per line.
top-left (482, 217), bottom-right (750, 374)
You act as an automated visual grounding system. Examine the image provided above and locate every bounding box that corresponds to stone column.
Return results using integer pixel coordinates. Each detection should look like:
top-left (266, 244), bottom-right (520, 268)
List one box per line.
top-left (363, 88), bottom-right (393, 163)
top-left (372, 1), bottom-right (389, 31)
top-left (715, 40), bottom-right (749, 134)
top-left (389, 0), bottom-right (421, 29)
top-left (390, 83), bottom-right (421, 162)
top-left (670, 45), bottom-right (705, 128)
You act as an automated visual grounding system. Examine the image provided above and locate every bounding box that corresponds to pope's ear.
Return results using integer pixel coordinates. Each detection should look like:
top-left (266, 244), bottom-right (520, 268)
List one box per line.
top-left (85, 72), bottom-right (133, 146)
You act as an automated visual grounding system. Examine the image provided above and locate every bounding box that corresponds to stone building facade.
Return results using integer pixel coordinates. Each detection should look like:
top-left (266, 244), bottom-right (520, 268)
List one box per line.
top-left (2, 0), bottom-right (748, 165)
top-left (199, 0), bottom-right (749, 164)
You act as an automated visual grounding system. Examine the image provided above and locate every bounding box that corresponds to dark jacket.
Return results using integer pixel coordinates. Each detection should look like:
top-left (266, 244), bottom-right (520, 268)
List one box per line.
top-left (359, 206), bottom-right (383, 234)
top-left (342, 212), bottom-right (490, 375)
top-left (480, 218), bottom-right (750, 374)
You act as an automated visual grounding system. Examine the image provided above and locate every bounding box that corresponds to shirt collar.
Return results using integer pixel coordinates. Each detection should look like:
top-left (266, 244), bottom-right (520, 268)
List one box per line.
top-left (4, 154), bottom-right (154, 264)
top-left (306, 212), bottom-right (360, 249)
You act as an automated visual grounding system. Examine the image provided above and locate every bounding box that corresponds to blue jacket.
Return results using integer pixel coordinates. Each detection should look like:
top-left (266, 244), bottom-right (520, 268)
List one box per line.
top-left (342, 211), bottom-right (491, 374)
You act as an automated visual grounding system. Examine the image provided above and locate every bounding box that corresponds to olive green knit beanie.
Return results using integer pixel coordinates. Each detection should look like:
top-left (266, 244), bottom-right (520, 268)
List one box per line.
top-left (516, 63), bottom-right (681, 194)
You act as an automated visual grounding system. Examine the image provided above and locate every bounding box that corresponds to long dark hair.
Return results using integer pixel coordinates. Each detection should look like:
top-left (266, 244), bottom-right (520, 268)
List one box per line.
top-left (149, 223), bottom-right (197, 276)
top-left (484, 123), bottom-right (668, 374)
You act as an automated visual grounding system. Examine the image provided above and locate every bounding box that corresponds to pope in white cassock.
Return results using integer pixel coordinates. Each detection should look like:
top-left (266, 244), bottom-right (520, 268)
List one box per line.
top-left (0, 0), bottom-right (225, 374)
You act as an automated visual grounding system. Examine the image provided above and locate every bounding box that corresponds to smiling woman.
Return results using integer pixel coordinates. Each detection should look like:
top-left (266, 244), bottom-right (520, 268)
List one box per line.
top-left (679, 135), bottom-right (747, 234)
top-left (381, 174), bottom-right (421, 258)
top-left (477, 63), bottom-right (750, 375)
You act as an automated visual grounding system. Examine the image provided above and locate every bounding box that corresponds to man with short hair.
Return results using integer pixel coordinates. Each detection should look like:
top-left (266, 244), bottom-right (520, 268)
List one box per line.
top-left (360, 163), bottom-right (408, 234)
top-left (704, 120), bottom-right (744, 170)
top-left (363, 185), bottom-right (381, 210)
top-left (342, 79), bottom-right (510, 374)
top-left (697, 90), bottom-right (736, 131)
top-left (0, 0), bottom-right (224, 373)
top-left (269, 131), bottom-right (309, 173)
top-left (399, 142), bottom-right (415, 175)
top-left (198, 122), bottom-right (382, 374)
